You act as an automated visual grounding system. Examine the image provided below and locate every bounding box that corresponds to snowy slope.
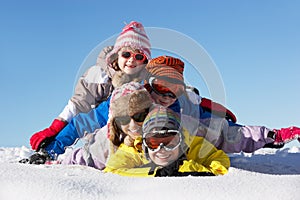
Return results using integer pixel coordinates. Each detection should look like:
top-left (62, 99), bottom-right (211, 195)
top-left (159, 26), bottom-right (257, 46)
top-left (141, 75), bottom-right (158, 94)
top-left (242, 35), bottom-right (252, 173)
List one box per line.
top-left (0, 146), bottom-right (300, 200)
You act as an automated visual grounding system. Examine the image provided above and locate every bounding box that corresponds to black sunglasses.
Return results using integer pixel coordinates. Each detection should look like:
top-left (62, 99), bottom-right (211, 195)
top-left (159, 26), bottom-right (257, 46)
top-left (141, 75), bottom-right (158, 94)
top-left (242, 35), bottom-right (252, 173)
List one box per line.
top-left (115, 108), bottom-right (149, 126)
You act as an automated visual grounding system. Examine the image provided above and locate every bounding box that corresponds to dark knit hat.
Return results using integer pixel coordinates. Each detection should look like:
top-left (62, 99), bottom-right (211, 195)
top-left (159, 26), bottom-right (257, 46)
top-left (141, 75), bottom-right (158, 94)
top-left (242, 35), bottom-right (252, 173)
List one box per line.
top-left (106, 21), bottom-right (151, 65)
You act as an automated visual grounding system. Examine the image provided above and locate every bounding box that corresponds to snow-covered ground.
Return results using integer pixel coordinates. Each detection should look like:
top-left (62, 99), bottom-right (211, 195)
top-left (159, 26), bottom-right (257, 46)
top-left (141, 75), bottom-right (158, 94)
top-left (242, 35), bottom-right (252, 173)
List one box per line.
top-left (0, 146), bottom-right (300, 200)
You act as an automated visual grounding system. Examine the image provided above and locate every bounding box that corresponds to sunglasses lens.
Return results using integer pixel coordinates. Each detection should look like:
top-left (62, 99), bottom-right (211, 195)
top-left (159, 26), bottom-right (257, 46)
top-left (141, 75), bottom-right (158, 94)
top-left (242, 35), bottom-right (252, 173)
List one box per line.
top-left (115, 109), bottom-right (149, 126)
top-left (134, 53), bottom-right (145, 61)
top-left (115, 116), bottom-right (131, 125)
top-left (121, 51), bottom-right (146, 61)
top-left (148, 77), bottom-right (185, 99)
top-left (121, 51), bottom-right (131, 58)
top-left (152, 83), bottom-right (177, 99)
top-left (131, 109), bottom-right (149, 122)
top-left (144, 130), bottom-right (181, 151)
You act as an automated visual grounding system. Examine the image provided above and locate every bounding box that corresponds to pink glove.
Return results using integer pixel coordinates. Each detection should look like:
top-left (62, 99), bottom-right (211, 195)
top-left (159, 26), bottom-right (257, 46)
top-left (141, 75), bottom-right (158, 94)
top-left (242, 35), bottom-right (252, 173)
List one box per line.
top-left (30, 119), bottom-right (67, 150)
top-left (274, 126), bottom-right (300, 145)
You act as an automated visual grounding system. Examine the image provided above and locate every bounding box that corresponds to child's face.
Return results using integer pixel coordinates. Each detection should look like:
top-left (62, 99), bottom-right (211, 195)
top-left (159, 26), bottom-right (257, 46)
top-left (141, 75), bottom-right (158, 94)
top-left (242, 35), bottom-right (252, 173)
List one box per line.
top-left (147, 77), bottom-right (184, 107)
top-left (144, 129), bottom-right (181, 167)
top-left (117, 109), bottom-right (149, 140)
top-left (120, 119), bottom-right (143, 140)
top-left (118, 47), bottom-right (146, 75)
top-left (148, 145), bottom-right (180, 167)
top-left (150, 92), bottom-right (177, 108)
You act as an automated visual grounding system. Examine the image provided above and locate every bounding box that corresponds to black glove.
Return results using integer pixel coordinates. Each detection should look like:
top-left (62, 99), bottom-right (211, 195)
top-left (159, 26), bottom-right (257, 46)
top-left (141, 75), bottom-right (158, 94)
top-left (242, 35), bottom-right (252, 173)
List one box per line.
top-left (155, 162), bottom-right (178, 177)
top-left (19, 149), bottom-right (51, 165)
top-left (155, 154), bottom-right (186, 177)
top-left (173, 171), bottom-right (215, 177)
top-left (37, 136), bottom-right (56, 151)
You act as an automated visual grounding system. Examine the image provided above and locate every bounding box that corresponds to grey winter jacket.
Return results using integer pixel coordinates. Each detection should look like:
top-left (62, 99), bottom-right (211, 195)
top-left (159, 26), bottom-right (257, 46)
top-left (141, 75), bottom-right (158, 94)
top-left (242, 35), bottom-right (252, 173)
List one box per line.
top-left (58, 46), bottom-right (115, 122)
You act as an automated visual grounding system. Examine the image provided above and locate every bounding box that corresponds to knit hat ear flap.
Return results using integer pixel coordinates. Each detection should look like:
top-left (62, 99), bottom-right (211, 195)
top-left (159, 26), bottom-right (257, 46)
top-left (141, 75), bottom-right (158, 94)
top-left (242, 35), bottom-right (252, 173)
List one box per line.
top-left (108, 118), bottom-right (126, 147)
top-left (106, 21), bottom-right (151, 66)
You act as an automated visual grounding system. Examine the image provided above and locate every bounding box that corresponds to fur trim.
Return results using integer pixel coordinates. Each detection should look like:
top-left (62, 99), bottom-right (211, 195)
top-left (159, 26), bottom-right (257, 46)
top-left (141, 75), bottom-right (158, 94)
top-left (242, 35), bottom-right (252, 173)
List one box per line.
top-left (96, 46), bottom-right (116, 78)
top-left (112, 71), bottom-right (132, 88)
top-left (128, 90), bottom-right (153, 116)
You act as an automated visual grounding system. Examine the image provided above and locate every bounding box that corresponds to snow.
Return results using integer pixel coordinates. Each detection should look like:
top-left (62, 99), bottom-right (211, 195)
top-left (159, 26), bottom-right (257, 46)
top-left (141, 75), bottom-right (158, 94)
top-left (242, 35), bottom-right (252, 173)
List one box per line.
top-left (0, 146), bottom-right (300, 200)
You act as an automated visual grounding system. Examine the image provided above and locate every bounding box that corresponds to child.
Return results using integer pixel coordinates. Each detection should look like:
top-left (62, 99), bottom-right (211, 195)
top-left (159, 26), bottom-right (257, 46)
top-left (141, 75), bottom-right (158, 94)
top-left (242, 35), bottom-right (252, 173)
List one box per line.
top-left (104, 105), bottom-right (230, 177)
top-left (143, 56), bottom-right (300, 152)
top-left (60, 82), bottom-right (153, 169)
top-left (29, 21), bottom-right (151, 151)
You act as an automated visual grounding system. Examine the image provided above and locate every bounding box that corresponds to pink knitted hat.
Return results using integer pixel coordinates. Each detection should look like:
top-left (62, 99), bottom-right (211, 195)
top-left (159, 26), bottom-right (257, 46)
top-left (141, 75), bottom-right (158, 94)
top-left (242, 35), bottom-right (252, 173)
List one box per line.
top-left (109, 82), bottom-right (151, 118)
top-left (106, 21), bottom-right (151, 65)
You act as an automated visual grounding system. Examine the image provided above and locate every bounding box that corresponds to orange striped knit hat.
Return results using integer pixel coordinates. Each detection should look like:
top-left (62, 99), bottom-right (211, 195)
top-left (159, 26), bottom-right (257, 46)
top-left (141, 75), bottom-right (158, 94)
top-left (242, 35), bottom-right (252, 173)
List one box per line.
top-left (145, 56), bottom-right (185, 97)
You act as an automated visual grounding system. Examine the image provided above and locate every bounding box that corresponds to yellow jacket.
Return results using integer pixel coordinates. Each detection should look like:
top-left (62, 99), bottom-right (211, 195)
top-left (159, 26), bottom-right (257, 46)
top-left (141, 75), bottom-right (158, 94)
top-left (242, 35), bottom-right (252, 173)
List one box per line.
top-left (104, 129), bottom-right (230, 177)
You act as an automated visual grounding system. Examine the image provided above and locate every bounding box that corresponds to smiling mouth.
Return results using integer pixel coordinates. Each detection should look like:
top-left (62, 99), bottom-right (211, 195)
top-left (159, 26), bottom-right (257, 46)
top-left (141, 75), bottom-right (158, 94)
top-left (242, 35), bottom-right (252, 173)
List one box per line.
top-left (128, 129), bottom-right (141, 135)
top-left (158, 100), bottom-right (169, 106)
top-left (126, 65), bottom-right (136, 68)
top-left (156, 154), bottom-right (171, 159)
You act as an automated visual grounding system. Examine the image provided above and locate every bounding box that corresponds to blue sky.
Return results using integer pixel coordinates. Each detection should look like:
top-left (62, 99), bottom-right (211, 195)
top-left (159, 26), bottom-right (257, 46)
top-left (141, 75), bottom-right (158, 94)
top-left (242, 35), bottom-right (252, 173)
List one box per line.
top-left (0, 0), bottom-right (299, 148)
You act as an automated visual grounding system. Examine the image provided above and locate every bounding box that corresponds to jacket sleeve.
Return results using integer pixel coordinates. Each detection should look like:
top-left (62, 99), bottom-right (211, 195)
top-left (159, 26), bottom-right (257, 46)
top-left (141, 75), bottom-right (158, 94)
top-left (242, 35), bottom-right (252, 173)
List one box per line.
top-left (70, 65), bottom-right (113, 114)
top-left (67, 46), bottom-right (115, 116)
top-left (185, 134), bottom-right (230, 175)
top-left (45, 98), bottom-right (111, 158)
top-left (104, 144), bottom-right (156, 177)
top-left (56, 46), bottom-right (115, 122)
top-left (193, 115), bottom-right (273, 153)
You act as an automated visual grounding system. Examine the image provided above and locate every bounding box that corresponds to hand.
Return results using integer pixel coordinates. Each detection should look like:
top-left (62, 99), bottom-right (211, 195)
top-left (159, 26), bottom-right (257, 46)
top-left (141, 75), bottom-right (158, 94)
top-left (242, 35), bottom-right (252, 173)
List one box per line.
top-left (29, 149), bottom-right (51, 164)
top-left (174, 171), bottom-right (215, 177)
top-left (19, 149), bottom-right (51, 165)
top-left (155, 154), bottom-right (186, 177)
top-left (274, 126), bottom-right (300, 145)
top-left (30, 119), bottom-right (67, 150)
top-left (155, 161), bottom-right (179, 177)
top-left (123, 135), bottom-right (134, 147)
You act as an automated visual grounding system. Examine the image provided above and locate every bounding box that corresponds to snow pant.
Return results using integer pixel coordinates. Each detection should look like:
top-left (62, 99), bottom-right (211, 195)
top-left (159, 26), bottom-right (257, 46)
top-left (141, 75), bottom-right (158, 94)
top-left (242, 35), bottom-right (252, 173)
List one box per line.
top-left (181, 112), bottom-right (274, 153)
top-left (61, 126), bottom-right (110, 170)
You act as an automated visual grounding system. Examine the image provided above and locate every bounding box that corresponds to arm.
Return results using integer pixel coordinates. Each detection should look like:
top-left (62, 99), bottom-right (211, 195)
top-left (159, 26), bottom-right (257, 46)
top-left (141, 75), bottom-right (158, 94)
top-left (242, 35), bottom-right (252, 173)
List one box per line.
top-left (44, 97), bottom-right (111, 157)
top-left (70, 66), bottom-right (113, 115)
top-left (185, 134), bottom-right (230, 175)
top-left (30, 47), bottom-right (114, 150)
top-left (69, 46), bottom-right (114, 115)
top-left (200, 97), bottom-right (237, 123)
top-left (104, 144), bottom-right (156, 177)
